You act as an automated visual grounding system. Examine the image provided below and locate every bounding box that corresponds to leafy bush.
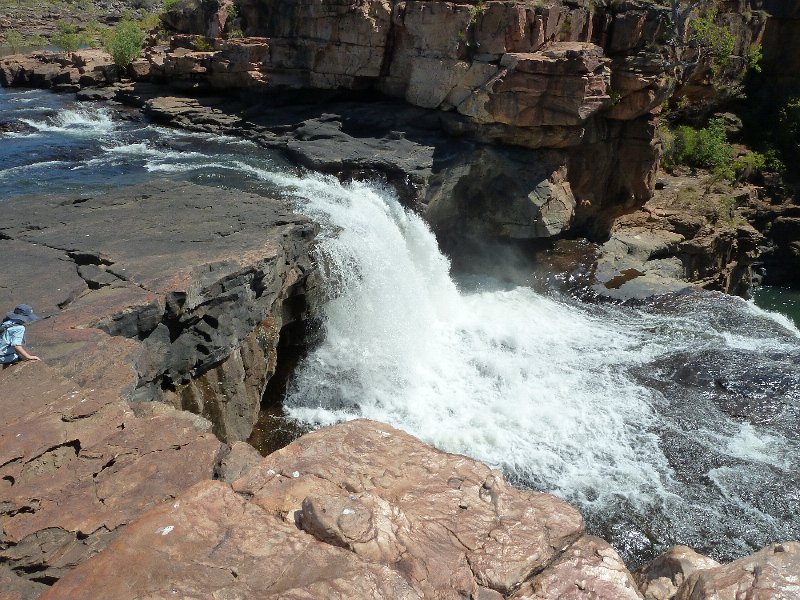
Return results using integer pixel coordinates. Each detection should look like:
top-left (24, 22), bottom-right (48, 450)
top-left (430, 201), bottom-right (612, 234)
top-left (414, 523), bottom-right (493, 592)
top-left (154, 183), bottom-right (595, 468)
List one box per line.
top-left (26, 34), bottom-right (47, 49)
top-left (733, 151), bottom-right (766, 180)
top-left (747, 43), bottom-right (762, 73)
top-left (691, 6), bottom-right (735, 78)
top-left (104, 20), bottom-right (145, 68)
top-left (670, 118), bottom-right (733, 171)
top-left (51, 22), bottom-right (95, 53)
top-left (4, 29), bottom-right (24, 54)
top-left (194, 36), bottom-right (213, 51)
top-left (163, 0), bottom-right (181, 11)
top-left (140, 13), bottom-right (162, 31)
top-left (663, 118), bottom-right (775, 181)
top-left (778, 97), bottom-right (800, 151)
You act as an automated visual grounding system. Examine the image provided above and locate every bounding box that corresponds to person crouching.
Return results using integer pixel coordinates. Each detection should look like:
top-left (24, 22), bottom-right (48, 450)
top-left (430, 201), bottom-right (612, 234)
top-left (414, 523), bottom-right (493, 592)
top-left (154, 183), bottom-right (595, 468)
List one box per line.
top-left (1, 304), bottom-right (41, 367)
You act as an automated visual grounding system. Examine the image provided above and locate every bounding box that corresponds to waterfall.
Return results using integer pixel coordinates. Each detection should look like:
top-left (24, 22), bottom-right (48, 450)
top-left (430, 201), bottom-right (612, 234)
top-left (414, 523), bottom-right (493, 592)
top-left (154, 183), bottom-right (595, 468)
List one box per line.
top-left (275, 174), bottom-right (800, 563)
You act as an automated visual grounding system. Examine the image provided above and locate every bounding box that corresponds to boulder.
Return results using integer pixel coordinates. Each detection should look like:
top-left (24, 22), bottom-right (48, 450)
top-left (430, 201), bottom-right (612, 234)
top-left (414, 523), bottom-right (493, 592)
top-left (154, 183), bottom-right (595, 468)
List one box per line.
top-left (234, 419), bottom-right (585, 596)
top-left (674, 542), bottom-right (800, 600)
top-left (634, 546), bottom-right (721, 600)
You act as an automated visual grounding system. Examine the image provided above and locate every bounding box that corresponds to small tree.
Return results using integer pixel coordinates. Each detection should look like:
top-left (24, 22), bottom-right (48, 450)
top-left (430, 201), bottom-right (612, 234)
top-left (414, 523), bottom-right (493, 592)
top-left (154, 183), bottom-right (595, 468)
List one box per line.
top-left (104, 20), bottom-right (145, 68)
top-left (4, 29), bottom-right (24, 54)
top-left (51, 23), bottom-right (82, 53)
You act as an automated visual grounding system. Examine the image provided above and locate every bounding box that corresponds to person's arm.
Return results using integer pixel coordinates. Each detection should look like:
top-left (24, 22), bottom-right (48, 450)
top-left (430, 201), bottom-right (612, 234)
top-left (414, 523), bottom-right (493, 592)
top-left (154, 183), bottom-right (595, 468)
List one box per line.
top-left (13, 345), bottom-right (40, 361)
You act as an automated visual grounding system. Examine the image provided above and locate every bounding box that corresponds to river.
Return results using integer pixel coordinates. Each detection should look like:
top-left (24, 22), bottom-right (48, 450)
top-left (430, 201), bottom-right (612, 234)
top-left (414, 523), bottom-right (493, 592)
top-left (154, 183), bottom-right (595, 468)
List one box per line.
top-left (2, 87), bottom-right (798, 567)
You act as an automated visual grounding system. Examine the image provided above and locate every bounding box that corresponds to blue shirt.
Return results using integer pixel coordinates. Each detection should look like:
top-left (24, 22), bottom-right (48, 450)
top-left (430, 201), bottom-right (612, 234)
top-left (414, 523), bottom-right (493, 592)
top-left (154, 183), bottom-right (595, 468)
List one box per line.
top-left (0, 322), bottom-right (25, 364)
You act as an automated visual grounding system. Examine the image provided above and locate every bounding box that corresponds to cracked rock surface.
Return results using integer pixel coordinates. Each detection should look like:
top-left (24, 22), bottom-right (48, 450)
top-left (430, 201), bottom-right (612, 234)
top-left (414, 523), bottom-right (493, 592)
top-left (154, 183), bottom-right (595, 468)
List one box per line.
top-left (0, 179), bottom-right (317, 438)
top-left (41, 419), bottom-right (585, 599)
top-left (0, 179), bottom-right (316, 592)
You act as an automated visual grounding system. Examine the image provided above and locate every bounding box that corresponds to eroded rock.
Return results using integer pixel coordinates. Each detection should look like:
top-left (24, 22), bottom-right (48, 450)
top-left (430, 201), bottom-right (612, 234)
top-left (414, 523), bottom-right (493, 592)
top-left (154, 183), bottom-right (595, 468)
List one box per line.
top-left (511, 536), bottom-right (644, 600)
top-left (674, 542), bottom-right (800, 600)
top-left (634, 546), bottom-right (721, 600)
top-left (43, 419), bottom-right (585, 598)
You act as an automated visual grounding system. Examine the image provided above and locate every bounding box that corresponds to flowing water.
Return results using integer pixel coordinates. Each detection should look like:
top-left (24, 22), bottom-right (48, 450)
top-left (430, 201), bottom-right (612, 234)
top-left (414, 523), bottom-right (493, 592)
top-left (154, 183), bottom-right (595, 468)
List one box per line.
top-left (3, 87), bottom-right (799, 566)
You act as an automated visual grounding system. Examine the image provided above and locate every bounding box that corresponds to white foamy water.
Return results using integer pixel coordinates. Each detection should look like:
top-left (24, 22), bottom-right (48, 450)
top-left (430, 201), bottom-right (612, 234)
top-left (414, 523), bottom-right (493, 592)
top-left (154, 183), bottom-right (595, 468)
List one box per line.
top-left (20, 106), bottom-right (117, 136)
top-left (264, 174), bottom-right (800, 561)
top-left (277, 177), bottom-right (670, 507)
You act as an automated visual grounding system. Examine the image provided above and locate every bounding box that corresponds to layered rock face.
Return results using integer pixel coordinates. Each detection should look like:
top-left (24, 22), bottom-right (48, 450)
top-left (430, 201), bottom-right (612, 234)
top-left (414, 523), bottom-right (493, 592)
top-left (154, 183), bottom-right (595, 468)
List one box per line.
top-left (0, 50), bottom-right (118, 92)
top-left (147, 0), bottom-right (689, 242)
top-left (140, 0), bottom-right (770, 258)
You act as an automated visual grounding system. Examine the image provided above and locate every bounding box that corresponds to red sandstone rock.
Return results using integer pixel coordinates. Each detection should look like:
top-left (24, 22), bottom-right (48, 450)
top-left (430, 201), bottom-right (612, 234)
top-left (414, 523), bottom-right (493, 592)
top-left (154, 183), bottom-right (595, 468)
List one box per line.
top-left (635, 546), bottom-right (721, 600)
top-left (40, 479), bottom-right (422, 600)
top-left (234, 419), bottom-right (584, 596)
top-left (511, 536), bottom-right (644, 600)
top-left (674, 542), bottom-right (800, 600)
top-left (43, 419), bottom-right (585, 598)
top-left (0, 362), bottom-right (223, 584)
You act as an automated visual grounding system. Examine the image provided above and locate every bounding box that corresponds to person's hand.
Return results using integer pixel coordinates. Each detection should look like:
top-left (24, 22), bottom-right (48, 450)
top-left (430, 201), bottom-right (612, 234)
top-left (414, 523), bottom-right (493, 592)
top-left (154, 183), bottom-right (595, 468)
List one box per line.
top-left (26, 355), bottom-right (41, 361)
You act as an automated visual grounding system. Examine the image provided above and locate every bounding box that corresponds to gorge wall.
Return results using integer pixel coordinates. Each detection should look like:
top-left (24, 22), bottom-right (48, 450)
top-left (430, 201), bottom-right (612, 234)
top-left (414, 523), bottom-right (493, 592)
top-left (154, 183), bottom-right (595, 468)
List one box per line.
top-left (0, 1), bottom-right (779, 295)
top-left (142, 0), bottom-right (769, 293)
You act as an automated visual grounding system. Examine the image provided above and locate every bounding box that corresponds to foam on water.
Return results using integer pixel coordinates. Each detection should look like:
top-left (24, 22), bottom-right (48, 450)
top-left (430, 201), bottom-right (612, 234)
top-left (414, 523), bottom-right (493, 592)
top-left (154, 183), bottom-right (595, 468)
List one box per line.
top-left (20, 106), bottom-right (117, 136)
top-left (270, 174), bottom-right (800, 561)
top-left (0, 160), bottom-right (68, 180)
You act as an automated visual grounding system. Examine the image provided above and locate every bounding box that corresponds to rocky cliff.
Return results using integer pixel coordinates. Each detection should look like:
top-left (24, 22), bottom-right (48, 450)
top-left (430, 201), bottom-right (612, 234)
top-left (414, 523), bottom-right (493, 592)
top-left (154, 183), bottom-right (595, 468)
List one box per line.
top-left (141, 0), bottom-right (770, 294)
top-left (1, 1), bottom-right (779, 296)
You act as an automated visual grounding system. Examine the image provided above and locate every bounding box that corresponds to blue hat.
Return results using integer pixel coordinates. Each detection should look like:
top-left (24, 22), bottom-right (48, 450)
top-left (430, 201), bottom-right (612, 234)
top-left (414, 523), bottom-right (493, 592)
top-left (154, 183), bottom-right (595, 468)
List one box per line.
top-left (4, 304), bottom-right (40, 324)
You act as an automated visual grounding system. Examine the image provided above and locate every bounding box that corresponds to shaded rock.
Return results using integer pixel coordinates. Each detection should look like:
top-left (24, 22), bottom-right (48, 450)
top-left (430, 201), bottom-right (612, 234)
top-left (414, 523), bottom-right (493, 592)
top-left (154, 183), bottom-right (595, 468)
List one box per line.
top-left (511, 536), bottom-right (644, 600)
top-left (424, 146), bottom-right (576, 244)
top-left (634, 546), bottom-right (720, 600)
top-left (0, 565), bottom-right (48, 600)
top-left (674, 542), bottom-right (800, 600)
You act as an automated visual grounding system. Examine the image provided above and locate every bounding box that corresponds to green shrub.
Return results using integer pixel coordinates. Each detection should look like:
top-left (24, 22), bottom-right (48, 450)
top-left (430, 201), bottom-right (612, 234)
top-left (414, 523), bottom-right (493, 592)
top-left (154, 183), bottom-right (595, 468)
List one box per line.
top-left (4, 29), bottom-right (24, 54)
top-left (747, 43), bottom-right (762, 73)
top-left (140, 13), bottom-right (162, 31)
top-left (163, 0), bottom-right (181, 11)
top-left (764, 147), bottom-right (786, 174)
top-left (194, 35), bottom-right (213, 51)
top-left (674, 118), bottom-right (733, 169)
top-left (733, 151), bottom-right (766, 180)
top-left (104, 20), bottom-right (145, 68)
top-left (26, 34), bottom-right (47, 49)
top-left (664, 118), bottom-right (738, 179)
top-left (691, 6), bottom-right (736, 79)
top-left (51, 23), bottom-right (82, 52)
top-left (778, 97), bottom-right (800, 149)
